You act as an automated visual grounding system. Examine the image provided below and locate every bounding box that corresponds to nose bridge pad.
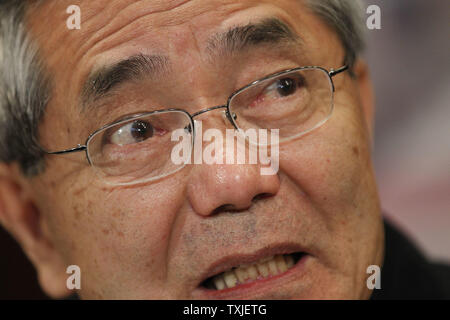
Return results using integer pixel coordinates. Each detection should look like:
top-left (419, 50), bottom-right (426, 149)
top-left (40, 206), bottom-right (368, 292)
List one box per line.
top-left (221, 110), bottom-right (229, 126)
top-left (221, 109), bottom-right (238, 129)
top-left (184, 122), bottom-right (193, 134)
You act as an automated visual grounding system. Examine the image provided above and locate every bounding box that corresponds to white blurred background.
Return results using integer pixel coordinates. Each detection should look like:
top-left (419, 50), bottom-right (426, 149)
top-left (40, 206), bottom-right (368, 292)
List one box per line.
top-left (363, 0), bottom-right (450, 261)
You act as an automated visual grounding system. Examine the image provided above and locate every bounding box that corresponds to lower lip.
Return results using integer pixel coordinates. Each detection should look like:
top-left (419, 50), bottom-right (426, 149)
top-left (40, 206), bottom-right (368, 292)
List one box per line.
top-left (195, 254), bottom-right (310, 299)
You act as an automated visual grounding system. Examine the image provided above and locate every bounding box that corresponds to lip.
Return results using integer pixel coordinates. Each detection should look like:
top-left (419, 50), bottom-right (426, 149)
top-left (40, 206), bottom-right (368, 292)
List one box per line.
top-left (193, 243), bottom-right (311, 298)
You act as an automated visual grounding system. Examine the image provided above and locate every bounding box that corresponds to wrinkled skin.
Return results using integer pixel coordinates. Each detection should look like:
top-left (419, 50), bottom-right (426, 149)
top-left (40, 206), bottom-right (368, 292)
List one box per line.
top-left (0, 0), bottom-right (383, 299)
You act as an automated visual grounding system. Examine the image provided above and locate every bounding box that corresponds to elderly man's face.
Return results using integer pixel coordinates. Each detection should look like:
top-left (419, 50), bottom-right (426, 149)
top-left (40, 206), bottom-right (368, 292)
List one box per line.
top-left (22, 0), bottom-right (383, 299)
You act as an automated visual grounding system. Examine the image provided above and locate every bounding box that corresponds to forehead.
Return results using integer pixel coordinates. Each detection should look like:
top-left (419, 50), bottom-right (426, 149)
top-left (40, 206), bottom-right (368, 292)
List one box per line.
top-left (27, 0), bottom-right (339, 66)
top-left (26, 0), bottom-right (342, 127)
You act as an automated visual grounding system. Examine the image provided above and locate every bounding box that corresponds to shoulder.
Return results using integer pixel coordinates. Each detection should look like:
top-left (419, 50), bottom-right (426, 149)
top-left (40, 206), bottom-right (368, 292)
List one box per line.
top-left (371, 218), bottom-right (450, 300)
top-left (429, 262), bottom-right (450, 298)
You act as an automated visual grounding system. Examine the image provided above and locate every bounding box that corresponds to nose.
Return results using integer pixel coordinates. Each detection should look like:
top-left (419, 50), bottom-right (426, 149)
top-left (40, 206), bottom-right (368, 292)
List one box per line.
top-left (188, 163), bottom-right (280, 216)
top-left (186, 141), bottom-right (280, 216)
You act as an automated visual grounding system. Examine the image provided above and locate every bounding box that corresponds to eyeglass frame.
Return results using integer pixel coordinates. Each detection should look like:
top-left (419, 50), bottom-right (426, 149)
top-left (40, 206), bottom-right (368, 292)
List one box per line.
top-left (43, 64), bottom-right (349, 166)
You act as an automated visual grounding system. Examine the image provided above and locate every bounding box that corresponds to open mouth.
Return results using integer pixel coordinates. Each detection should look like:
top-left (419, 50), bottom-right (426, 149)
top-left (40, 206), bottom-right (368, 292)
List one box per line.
top-left (200, 252), bottom-right (305, 290)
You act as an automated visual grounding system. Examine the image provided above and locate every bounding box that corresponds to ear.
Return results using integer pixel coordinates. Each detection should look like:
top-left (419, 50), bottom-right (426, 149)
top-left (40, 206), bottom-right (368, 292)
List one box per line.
top-left (353, 59), bottom-right (375, 143)
top-left (0, 163), bottom-right (71, 299)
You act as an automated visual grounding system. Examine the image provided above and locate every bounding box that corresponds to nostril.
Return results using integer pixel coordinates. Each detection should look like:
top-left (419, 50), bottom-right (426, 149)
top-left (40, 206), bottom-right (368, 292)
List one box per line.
top-left (211, 204), bottom-right (237, 215)
top-left (210, 201), bottom-right (255, 215)
top-left (252, 193), bottom-right (273, 202)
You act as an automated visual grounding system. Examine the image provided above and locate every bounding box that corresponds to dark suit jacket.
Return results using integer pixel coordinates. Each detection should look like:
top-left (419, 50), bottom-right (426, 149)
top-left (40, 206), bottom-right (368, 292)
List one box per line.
top-left (371, 219), bottom-right (450, 299)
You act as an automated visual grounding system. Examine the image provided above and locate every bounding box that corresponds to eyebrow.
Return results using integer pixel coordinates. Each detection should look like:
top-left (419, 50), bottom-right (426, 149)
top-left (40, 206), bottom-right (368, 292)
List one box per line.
top-left (80, 18), bottom-right (302, 111)
top-left (81, 54), bottom-right (169, 110)
top-left (207, 18), bottom-right (302, 55)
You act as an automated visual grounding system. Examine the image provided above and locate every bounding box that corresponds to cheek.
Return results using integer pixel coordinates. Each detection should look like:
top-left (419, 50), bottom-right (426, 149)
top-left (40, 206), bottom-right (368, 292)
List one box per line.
top-left (278, 102), bottom-right (373, 216)
top-left (276, 102), bottom-right (381, 282)
top-left (40, 173), bottom-right (187, 296)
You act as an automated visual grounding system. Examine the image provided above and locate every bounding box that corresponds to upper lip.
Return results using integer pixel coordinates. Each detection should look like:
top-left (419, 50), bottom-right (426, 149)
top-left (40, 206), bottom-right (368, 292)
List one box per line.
top-left (197, 242), bottom-right (309, 287)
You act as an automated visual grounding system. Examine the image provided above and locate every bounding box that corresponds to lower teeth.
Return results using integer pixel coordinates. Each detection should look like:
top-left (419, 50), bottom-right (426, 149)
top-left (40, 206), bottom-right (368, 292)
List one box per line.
top-left (203, 253), bottom-right (303, 290)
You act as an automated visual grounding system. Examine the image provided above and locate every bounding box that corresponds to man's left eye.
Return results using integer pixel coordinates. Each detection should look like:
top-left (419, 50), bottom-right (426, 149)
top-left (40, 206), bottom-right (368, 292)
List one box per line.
top-left (109, 120), bottom-right (155, 146)
top-left (274, 78), bottom-right (298, 96)
top-left (263, 76), bottom-right (305, 99)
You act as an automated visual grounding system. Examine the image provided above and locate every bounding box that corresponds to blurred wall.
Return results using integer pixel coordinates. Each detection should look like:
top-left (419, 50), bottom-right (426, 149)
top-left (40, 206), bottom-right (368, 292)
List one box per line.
top-left (364, 0), bottom-right (450, 261)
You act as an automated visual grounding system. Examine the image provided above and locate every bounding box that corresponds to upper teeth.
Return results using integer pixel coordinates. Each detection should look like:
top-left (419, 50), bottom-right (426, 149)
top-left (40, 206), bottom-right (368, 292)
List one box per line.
top-left (212, 254), bottom-right (295, 290)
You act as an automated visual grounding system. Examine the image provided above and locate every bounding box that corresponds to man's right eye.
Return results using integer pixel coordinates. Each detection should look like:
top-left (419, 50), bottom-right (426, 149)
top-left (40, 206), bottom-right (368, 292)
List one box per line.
top-left (106, 120), bottom-right (155, 146)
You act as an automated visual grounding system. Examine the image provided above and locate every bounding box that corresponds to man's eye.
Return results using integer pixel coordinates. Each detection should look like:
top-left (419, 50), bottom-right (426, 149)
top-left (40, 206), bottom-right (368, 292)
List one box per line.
top-left (268, 76), bottom-right (305, 98)
top-left (109, 120), bottom-right (155, 146)
top-left (274, 77), bottom-right (298, 96)
top-left (251, 75), bottom-right (305, 106)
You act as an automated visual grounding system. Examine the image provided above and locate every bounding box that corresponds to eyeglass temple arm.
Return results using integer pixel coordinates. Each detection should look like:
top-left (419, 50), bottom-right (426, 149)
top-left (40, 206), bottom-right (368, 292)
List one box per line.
top-left (329, 65), bottom-right (349, 77)
top-left (44, 144), bottom-right (87, 155)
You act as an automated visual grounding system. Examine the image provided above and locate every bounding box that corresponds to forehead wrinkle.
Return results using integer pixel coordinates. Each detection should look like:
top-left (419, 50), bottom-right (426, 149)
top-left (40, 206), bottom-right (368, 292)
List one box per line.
top-left (72, 0), bottom-right (194, 63)
top-left (73, 0), bottom-right (247, 70)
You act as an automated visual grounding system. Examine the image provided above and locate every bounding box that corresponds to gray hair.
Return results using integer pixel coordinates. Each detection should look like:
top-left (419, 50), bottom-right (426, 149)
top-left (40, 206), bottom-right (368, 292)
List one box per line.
top-left (0, 0), bottom-right (365, 176)
top-left (0, 0), bottom-right (50, 176)
top-left (306, 0), bottom-right (366, 68)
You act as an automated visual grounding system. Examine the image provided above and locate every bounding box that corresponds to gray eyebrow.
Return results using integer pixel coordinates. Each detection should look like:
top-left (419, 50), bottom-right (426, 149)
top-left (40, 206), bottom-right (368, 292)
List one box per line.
top-left (206, 18), bottom-right (302, 55)
top-left (81, 53), bottom-right (169, 110)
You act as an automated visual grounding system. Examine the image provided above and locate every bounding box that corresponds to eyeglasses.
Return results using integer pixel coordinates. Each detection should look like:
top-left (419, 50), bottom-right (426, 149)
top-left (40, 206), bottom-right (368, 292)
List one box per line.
top-left (45, 65), bottom-right (348, 186)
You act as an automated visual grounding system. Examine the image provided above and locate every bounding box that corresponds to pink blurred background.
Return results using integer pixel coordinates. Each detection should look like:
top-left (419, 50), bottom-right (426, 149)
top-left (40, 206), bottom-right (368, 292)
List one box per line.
top-left (364, 0), bottom-right (450, 261)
